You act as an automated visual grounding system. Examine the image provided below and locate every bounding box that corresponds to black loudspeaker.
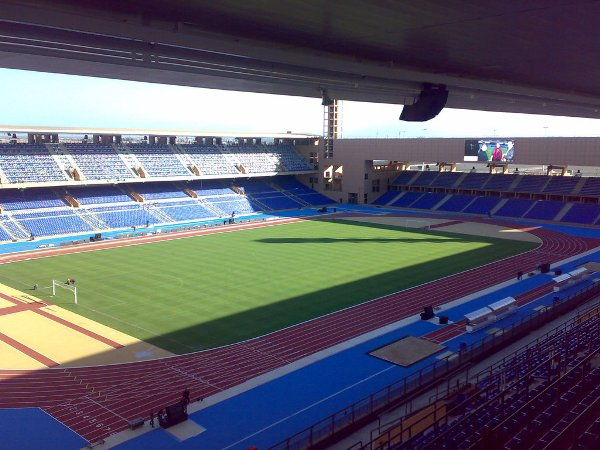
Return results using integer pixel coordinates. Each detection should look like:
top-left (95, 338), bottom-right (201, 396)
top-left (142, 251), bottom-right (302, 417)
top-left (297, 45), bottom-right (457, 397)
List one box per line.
top-left (421, 306), bottom-right (435, 320)
top-left (400, 84), bottom-right (449, 122)
top-left (160, 403), bottom-right (188, 429)
top-left (554, 269), bottom-right (562, 276)
top-left (94, 233), bottom-right (102, 241)
top-left (540, 263), bottom-right (551, 273)
top-left (439, 316), bottom-right (448, 325)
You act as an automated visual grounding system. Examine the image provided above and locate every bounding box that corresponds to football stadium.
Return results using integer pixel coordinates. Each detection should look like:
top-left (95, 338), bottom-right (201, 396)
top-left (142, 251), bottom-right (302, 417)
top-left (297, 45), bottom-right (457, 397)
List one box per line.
top-left (1, 2), bottom-right (600, 450)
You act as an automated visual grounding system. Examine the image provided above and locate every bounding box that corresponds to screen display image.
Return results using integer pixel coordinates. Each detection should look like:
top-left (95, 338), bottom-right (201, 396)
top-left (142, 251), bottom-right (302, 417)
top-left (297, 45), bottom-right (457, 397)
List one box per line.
top-left (464, 139), bottom-right (515, 162)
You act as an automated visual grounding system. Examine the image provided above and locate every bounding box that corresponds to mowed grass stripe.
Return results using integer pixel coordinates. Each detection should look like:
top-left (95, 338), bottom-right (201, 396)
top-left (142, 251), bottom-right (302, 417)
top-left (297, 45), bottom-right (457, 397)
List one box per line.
top-left (0, 220), bottom-right (537, 353)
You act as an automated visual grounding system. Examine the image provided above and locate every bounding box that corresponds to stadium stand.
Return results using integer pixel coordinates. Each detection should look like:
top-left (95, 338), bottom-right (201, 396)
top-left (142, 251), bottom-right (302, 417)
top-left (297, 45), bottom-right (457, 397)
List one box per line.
top-left (436, 194), bottom-right (476, 212)
top-left (67, 186), bottom-right (133, 205)
top-left (409, 170), bottom-right (440, 187)
top-left (524, 200), bottom-right (566, 221)
top-left (429, 171), bottom-right (462, 188)
top-left (126, 144), bottom-right (191, 177)
top-left (462, 196), bottom-right (501, 215)
top-left (391, 170), bottom-right (420, 186)
top-left (484, 173), bottom-right (519, 191)
top-left (409, 192), bottom-right (446, 210)
top-left (578, 177), bottom-right (600, 196)
top-left (494, 198), bottom-right (535, 218)
top-left (542, 176), bottom-right (581, 194)
top-left (457, 172), bottom-right (491, 189)
top-left (513, 174), bottom-right (551, 192)
top-left (560, 203), bottom-right (600, 225)
top-left (372, 190), bottom-right (401, 206)
top-left (390, 192), bottom-right (423, 208)
top-left (180, 144), bottom-right (240, 176)
top-left (0, 188), bottom-right (65, 210)
top-left (0, 144), bottom-right (67, 183)
top-left (13, 209), bottom-right (94, 236)
top-left (63, 144), bottom-right (134, 181)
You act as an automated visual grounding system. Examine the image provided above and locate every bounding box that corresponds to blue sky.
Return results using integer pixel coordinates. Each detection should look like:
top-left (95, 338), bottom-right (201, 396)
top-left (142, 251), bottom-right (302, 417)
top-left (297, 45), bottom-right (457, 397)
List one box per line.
top-left (1, 68), bottom-right (599, 138)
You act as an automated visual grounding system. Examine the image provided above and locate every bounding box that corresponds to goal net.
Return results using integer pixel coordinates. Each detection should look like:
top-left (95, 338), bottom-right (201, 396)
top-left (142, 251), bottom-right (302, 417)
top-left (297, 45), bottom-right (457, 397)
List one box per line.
top-left (52, 280), bottom-right (78, 304)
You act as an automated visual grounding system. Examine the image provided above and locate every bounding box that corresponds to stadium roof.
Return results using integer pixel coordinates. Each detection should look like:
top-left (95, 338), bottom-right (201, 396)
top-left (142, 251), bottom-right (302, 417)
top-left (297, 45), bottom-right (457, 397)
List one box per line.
top-left (0, 125), bottom-right (317, 139)
top-left (1, 1), bottom-right (600, 119)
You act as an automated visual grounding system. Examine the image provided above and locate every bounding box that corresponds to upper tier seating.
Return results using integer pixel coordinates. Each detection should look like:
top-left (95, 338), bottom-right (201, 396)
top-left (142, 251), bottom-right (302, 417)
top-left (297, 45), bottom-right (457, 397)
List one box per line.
top-left (513, 175), bottom-right (551, 192)
top-left (484, 173), bottom-right (518, 191)
top-left (228, 144), bottom-right (312, 173)
top-left (68, 186), bottom-right (132, 205)
top-left (181, 145), bottom-right (239, 176)
top-left (457, 173), bottom-right (491, 189)
top-left (560, 203), bottom-right (600, 224)
top-left (391, 171), bottom-right (419, 185)
top-left (0, 188), bottom-right (65, 210)
top-left (410, 171), bottom-right (440, 187)
top-left (524, 200), bottom-right (565, 221)
top-left (542, 176), bottom-right (580, 194)
top-left (494, 198), bottom-right (535, 218)
top-left (436, 194), bottom-right (475, 212)
top-left (0, 144), bottom-right (66, 183)
top-left (127, 144), bottom-right (190, 177)
top-left (63, 144), bottom-right (133, 181)
top-left (578, 177), bottom-right (600, 196)
top-left (462, 196), bottom-right (501, 214)
top-left (429, 172), bottom-right (462, 188)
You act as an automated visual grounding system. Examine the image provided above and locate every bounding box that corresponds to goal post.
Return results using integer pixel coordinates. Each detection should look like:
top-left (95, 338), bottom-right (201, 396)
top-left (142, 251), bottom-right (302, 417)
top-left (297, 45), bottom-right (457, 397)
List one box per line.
top-left (52, 280), bottom-right (78, 304)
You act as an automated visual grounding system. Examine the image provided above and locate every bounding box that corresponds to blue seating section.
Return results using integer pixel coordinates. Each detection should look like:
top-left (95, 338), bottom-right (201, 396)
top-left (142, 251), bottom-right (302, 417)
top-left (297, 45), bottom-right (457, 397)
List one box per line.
top-left (436, 194), bottom-right (475, 212)
top-left (513, 175), bottom-right (551, 193)
top-left (462, 196), bottom-right (501, 214)
top-left (229, 144), bottom-right (312, 173)
top-left (295, 192), bottom-right (332, 205)
top-left (89, 205), bottom-right (156, 228)
top-left (390, 192), bottom-right (423, 207)
top-left (251, 193), bottom-right (301, 210)
top-left (372, 191), bottom-right (400, 205)
top-left (69, 186), bottom-right (132, 205)
top-left (542, 176), bottom-right (580, 194)
top-left (131, 183), bottom-right (187, 200)
top-left (410, 193), bottom-right (446, 210)
top-left (484, 174), bottom-right (518, 191)
top-left (391, 171), bottom-right (419, 185)
top-left (0, 144), bottom-right (66, 183)
top-left (494, 198), bottom-right (535, 218)
top-left (560, 203), bottom-right (600, 224)
top-left (186, 180), bottom-right (236, 197)
top-left (127, 144), bottom-right (190, 177)
top-left (429, 172), bottom-right (462, 188)
top-left (578, 177), bottom-right (600, 196)
top-left (524, 200), bottom-right (565, 221)
top-left (0, 223), bottom-right (14, 241)
top-left (457, 173), bottom-right (491, 189)
top-left (0, 188), bottom-right (65, 210)
top-left (234, 179), bottom-right (275, 194)
top-left (181, 145), bottom-right (239, 176)
top-left (209, 198), bottom-right (260, 215)
top-left (64, 144), bottom-right (133, 180)
top-left (157, 201), bottom-right (213, 222)
top-left (410, 171), bottom-right (440, 187)
top-left (14, 209), bottom-right (93, 237)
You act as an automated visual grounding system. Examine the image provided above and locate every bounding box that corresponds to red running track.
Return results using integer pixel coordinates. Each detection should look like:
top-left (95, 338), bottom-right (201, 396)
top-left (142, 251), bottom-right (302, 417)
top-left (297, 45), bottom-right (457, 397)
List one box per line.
top-left (0, 215), bottom-right (598, 443)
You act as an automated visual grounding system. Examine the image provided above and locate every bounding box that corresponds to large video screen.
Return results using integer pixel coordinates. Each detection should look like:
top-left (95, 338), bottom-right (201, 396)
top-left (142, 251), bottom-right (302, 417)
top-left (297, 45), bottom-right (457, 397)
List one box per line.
top-left (464, 139), bottom-right (515, 162)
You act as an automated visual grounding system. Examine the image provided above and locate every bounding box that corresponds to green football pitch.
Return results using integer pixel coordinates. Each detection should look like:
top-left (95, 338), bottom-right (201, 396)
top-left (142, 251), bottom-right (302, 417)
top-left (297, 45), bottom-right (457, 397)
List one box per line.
top-left (0, 219), bottom-right (537, 353)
